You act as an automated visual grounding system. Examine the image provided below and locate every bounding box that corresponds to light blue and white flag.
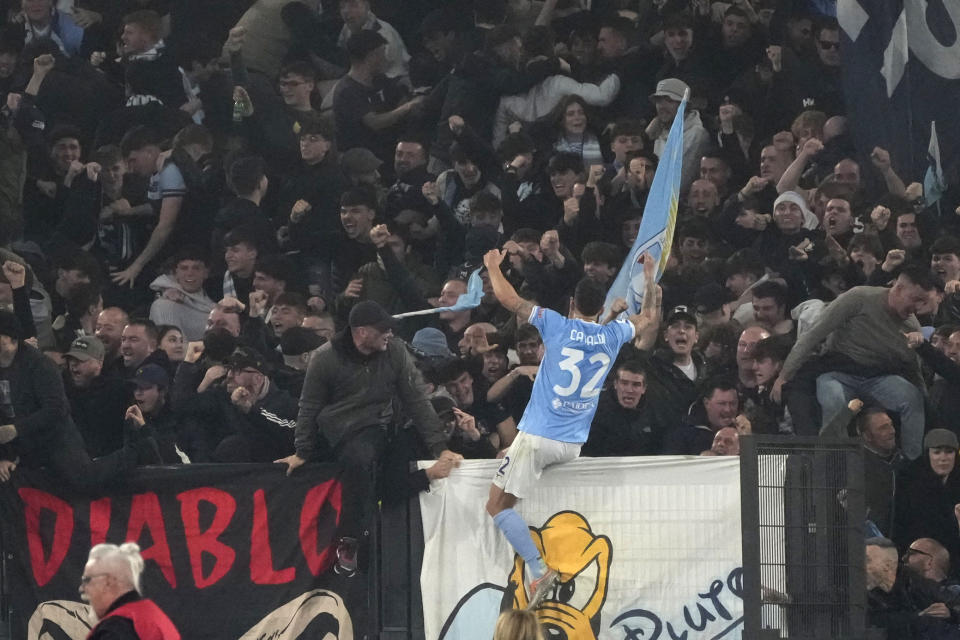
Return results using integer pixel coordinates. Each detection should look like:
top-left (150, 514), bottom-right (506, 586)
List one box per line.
top-left (924, 120), bottom-right (946, 210)
top-left (603, 91), bottom-right (688, 317)
top-left (393, 269), bottom-right (484, 318)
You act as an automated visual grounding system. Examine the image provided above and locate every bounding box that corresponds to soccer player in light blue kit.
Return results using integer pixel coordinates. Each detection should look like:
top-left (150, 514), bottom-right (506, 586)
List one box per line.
top-left (482, 248), bottom-right (656, 607)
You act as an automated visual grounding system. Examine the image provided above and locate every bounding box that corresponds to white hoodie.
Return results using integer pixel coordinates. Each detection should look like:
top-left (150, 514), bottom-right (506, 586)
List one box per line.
top-left (493, 73), bottom-right (621, 146)
top-left (148, 274), bottom-right (215, 341)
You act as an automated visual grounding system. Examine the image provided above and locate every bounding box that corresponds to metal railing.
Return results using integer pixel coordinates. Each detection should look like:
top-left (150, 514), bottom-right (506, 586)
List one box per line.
top-left (740, 435), bottom-right (867, 640)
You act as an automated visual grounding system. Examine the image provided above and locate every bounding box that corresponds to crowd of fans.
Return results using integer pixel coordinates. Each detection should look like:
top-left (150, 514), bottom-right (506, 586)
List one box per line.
top-left (0, 0), bottom-right (959, 632)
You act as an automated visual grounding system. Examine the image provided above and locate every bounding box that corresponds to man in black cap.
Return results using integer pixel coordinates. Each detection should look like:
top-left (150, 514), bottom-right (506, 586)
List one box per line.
top-left (694, 283), bottom-right (736, 329)
top-left (276, 300), bottom-right (460, 577)
top-left (274, 327), bottom-right (324, 398)
top-left (63, 336), bottom-right (129, 459)
top-left (0, 311), bottom-right (148, 490)
top-left (624, 305), bottom-right (707, 434)
top-left (126, 364), bottom-right (180, 464)
top-left (340, 148), bottom-right (383, 187)
top-left (173, 345), bottom-right (299, 463)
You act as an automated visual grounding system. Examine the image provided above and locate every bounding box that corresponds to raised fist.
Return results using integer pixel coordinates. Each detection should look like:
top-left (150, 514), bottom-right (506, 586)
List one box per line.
top-left (33, 54), bottom-right (55, 73)
top-left (801, 138), bottom-right (824, 157)
top-left (370, 223), bottom-right (390, 248)
top-left (870, 147), bottom-right (892, 172)
top-left (290, 199), bottom-right (312, 223)
top-left (421, 181), bottom-right (439, 205)
top-left (765, 45), bottom-right (782, 72)
top-left (540, 230), bottom-right (560, 257)
top-left (870, 205), bottom-right (892, 230)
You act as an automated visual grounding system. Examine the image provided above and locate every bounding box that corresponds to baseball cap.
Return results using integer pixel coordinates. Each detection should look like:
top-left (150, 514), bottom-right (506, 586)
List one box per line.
top-left (348, 300), bottom-right (398, 332)
top-left (650, 78), bottom-right (689, 103)
top-left (924, 429), bottom-right (959, 450)
top-left (693, 283), bottom-right (735, 315)
top-left (130, 364), bottom-right (169, 390)
top-left (226, 346), bottom-right (268, 374)
top-left (65, 336), bottom-right (105, 362)
top-left (719, 88), bottom-right (749, 110)
top-left (340, 147), bottom-right (382, 175)
top-left (279, 326), bottom-right (323, 356)
top-left (666, 305), bottom-right (698, 327)
top-left (411, 328), bottom-right (455, 359)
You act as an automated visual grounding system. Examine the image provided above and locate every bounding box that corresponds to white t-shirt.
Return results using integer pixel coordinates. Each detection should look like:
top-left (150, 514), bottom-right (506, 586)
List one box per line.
top-left (676, 360), bottom-right (697, 381)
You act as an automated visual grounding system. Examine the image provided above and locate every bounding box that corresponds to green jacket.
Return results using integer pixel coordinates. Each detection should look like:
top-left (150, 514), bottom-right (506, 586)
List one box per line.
top-left (294, 331), bottom-right (447, 459)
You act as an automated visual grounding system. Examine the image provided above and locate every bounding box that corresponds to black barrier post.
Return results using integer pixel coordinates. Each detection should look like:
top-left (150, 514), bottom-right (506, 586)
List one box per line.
top-left (378, 467), bottom-right (426, 640)
top-left (0, 514), bottom-right (11, 640)
top-left (740, 435), bottom-right (866, 639)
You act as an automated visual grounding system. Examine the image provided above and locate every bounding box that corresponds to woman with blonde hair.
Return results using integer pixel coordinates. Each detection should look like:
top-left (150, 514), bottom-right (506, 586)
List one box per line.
top-left (493, 609), bottom-right (544, 640)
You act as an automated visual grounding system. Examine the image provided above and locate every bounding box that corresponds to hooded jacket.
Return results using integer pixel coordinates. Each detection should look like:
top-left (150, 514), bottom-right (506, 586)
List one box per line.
top-left (294, 331), bottom-right (448, 459)
top-left (148, 274), bottom-right (215, 341)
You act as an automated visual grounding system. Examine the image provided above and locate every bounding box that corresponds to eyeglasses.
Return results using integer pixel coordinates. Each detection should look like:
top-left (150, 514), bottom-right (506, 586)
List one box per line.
top-left (818, 40), bottom-right (840, 50)
top-left (903, 548), bottom-right (932, 559)
top-left (278, 79), bottom-right (306, 88)
top-left (80, 573), bottom-right (109, 585)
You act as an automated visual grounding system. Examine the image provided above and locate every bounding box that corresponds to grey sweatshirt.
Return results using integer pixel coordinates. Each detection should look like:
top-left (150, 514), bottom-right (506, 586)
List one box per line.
top-left (781, 286), bottom-right (922, 387)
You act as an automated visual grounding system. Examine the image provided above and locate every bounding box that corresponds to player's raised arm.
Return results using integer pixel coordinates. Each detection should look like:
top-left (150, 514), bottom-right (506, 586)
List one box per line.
top-left (484, 249), bottom-right (535, 324)
top-left (629, 252), bottom-right (661, 349)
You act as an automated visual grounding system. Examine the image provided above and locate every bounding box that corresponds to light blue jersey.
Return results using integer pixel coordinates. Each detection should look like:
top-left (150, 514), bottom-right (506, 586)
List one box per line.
top-left (517, 306), bottom-right (636, 443)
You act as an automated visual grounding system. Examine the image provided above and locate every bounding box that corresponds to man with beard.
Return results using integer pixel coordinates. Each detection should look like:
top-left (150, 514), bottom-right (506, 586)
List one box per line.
top-left (172, 345), bottom-right (298, 463)
top-left (686, 179), bottom-right (720, 220)
top-left (386, 137), bottom-right (433, 219)
top-left (63, 336), bottom-right (127, 458)
top-left (95, 307), bottom-right (129, 376)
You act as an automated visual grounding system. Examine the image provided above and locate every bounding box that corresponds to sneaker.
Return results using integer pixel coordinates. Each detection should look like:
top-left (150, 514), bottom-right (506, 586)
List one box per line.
top-left (526, 568), bottom-right (558, 610)
top-left (334, 537), bottom-right (358, 577)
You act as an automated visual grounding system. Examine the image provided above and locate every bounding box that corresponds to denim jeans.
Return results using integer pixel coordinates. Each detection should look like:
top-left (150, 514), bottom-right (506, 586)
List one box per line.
top-left (816, 372), bottom-right (924, 459)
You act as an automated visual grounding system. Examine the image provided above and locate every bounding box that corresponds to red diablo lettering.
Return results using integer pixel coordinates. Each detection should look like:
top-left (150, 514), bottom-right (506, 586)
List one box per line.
top-left (18, 479), bottom-right (342, 590)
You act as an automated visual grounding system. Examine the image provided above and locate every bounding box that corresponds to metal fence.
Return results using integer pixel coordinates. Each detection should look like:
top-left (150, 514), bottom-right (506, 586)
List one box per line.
top-left (1, 545), bottom-right (9, 640)
top-left (740, 435), bottom-right (867, 640)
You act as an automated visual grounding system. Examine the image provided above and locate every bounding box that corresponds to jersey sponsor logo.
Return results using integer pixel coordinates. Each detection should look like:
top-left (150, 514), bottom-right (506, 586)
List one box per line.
top-left (551, 398), bottom-right (594, 412)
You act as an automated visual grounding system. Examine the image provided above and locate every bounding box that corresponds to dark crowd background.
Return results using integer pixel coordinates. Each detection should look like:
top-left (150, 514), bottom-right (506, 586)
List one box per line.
top-left (0, 0), bottom-right (959, 634)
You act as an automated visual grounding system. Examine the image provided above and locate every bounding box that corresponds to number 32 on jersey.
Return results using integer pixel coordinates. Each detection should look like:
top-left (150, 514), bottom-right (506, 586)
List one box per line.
top-left (552, 347), bottom-right (611, 399)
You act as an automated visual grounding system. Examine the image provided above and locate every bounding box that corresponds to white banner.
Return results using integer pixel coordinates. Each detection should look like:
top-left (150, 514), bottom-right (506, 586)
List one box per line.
top-left (419, 456), bottom-right (743, 640)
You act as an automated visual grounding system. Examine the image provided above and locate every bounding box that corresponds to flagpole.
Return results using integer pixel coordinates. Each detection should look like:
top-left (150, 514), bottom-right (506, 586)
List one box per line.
top-left (392, 308), bottom-right (451, 319)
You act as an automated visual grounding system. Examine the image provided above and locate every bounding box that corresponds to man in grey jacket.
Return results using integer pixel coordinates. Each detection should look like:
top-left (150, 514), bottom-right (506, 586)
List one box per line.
top-left (773, 264), bottom-right (941, 459)
top-left (276, 300), bottom-right (460, 576)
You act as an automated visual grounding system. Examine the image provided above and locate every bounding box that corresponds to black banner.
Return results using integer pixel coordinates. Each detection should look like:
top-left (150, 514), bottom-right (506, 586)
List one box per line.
top-left (840, 0), bottom-right (960, 182)
top-left (0, 464), bottom-right (368, 639)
